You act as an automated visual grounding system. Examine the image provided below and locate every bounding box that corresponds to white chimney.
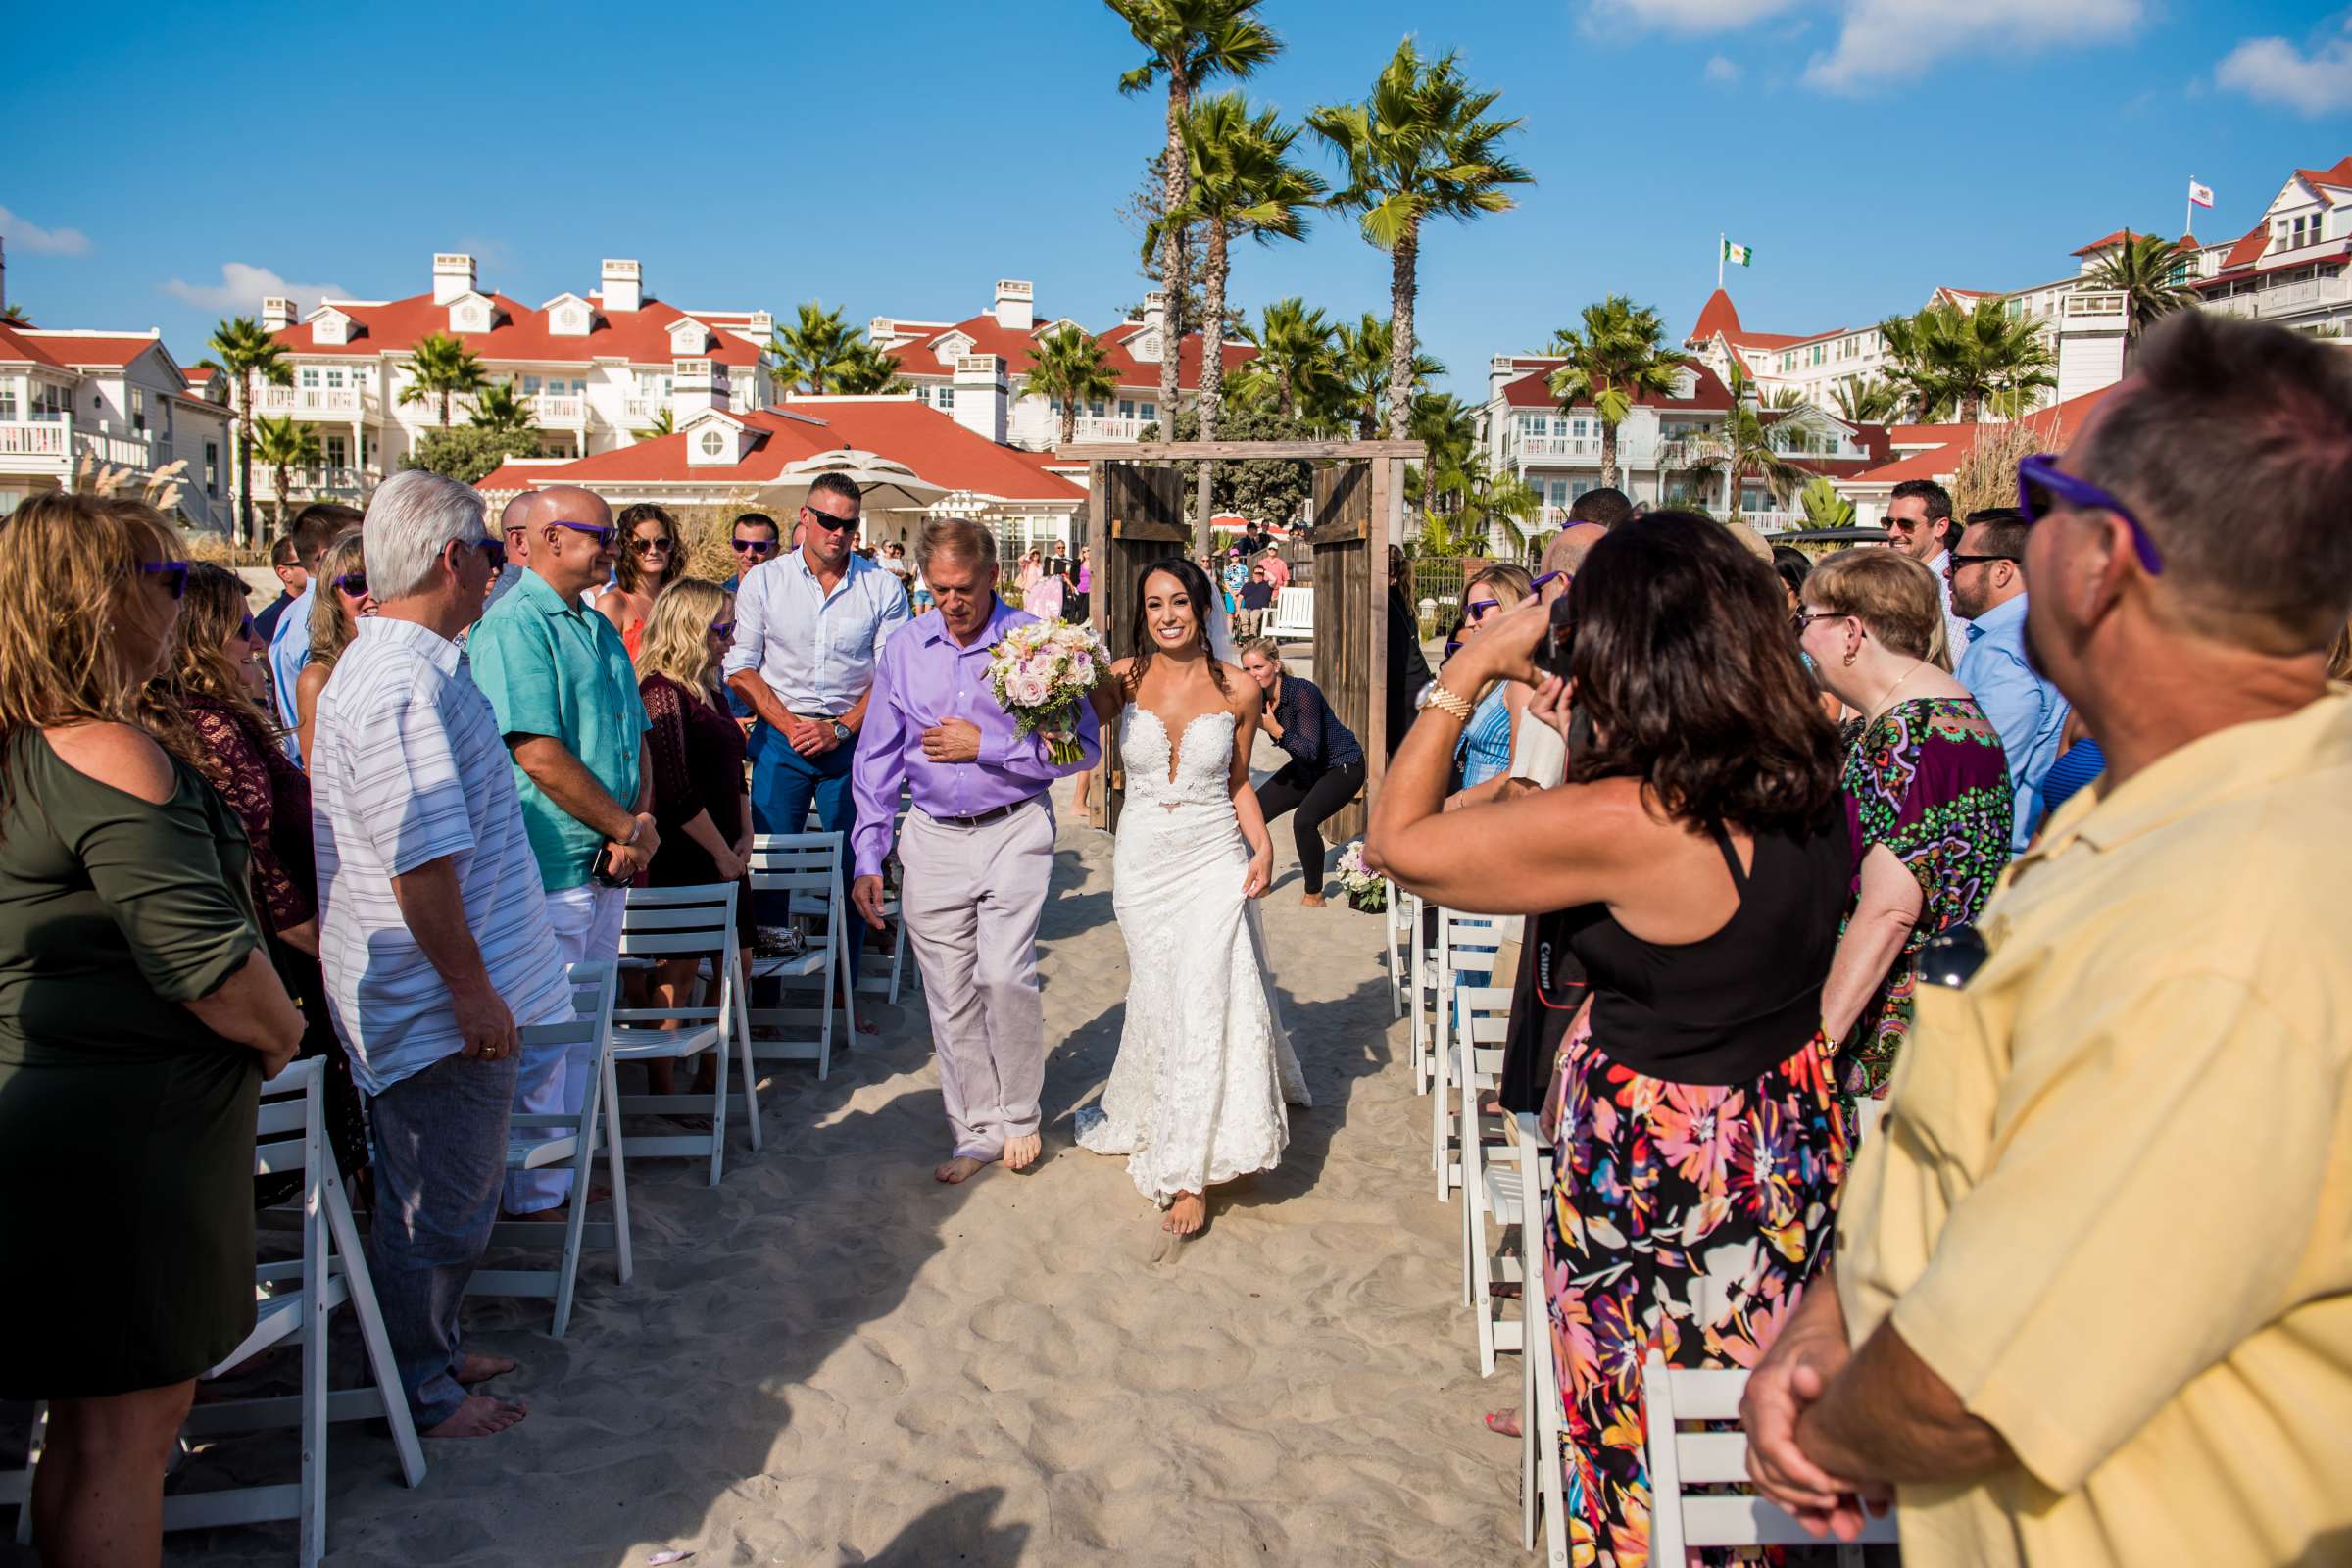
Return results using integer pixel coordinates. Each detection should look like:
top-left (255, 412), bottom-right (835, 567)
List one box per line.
top-left (993, 279), bottom-right (1035, 331)
top-left (673, 358), bottom-right (727, 421)
top-left (954, 353), bottom-right (1008, 444)
top-left (1132, 291), bottom-right (1169, 363)
top-left (431, 253), bottom-right (476, 305)
top-left (262, 297), bottom-right (297, 333)
top-left (602, 259), bottom-right (642, 313)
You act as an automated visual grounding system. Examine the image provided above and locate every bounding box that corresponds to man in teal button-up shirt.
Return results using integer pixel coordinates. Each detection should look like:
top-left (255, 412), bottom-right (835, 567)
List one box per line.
top-left (466, 485), bottom-right (654, 1214)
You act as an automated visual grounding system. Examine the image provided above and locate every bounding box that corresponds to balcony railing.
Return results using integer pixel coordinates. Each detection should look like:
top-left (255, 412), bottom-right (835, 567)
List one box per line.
top-left (266, 465), bottom-right (380, 501)
top-left (256, 384), bottom-right (372, 417)
top-left (0, 420), bottom-right (168, 473)
top-left (532, 393), bottom-right (587, 426)
top-left (1070, 416), bottom-right (1147, 442)
top-left (0, 421), bottom-right (67, 460)
top-left (622, 395), bottom-right (670, 423)
top-left (1520, 434), bottom-right (1599, 460)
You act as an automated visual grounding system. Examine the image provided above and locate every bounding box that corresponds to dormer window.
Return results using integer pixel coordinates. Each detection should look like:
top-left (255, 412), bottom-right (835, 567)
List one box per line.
top-left (700, 429), bottom-right (726, 458)
top-left (452, 300), bottom-right (491, 333)
top-left (559, 308), bottom-right (586, 333)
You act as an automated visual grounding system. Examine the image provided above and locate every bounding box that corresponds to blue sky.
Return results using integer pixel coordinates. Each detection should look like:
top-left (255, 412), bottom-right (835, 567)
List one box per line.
top-left (9, 0), bottom-right (2349, 401)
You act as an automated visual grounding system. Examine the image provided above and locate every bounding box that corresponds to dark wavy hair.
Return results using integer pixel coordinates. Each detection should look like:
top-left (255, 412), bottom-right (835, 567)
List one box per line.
top-left (1565, 513), bottom-right (1842, 834)
top-left (613, 501), bottom-right (678, 595)
top-left (1124, 557), bottom-right (1229, 696)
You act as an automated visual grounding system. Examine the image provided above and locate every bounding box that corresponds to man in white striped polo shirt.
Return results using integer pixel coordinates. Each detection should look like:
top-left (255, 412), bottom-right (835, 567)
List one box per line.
top-left (312, 469), bottom-right (572, 1442)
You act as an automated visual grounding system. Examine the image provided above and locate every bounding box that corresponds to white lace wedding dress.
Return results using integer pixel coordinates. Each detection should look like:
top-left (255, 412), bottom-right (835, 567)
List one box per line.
top-left (1074, 706), bottom-right (1310, 1201)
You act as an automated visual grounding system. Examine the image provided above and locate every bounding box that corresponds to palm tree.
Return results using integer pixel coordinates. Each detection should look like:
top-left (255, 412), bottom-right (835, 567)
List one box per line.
top-left (832, 337), bottom-right (908, 395)
top-left (1329, 314), bottom-right (1444, 439)
top-left (770, 301), bottom-right (862, 395)
top-left (2087, 231), bottom-right (2198, 368)
top-left (1762, 385), bottom-right (1803, 410)
top-left (1107, 0), bottom-right (1284, 448)
top-left (1149, 92), bottom-right (1326, 525)
top-left (1831, 377), bottom-right (1900, 424)
top-left (634, 407), bottom-right (676, 441)
top-left (1415, 443), bottom-right (1540, 558)
top-left (1027, 325), bottom-right (1123, 445)
top-left (1408, 391), bottom-right (1477, 478)
top-left (1545, 295), bottom-right (1692, 490)
top-left (1310, 38), bottom-right (1531, 439)
top-left (1666, 397), bottom-right (1809, 518)
top-left (1799, 474), bottom-right (1856, 528)
top-left (1233, 297), bottom-right (1339, 418)
top-left (469, 378), bottom-right (538, 441)
top-left (1879, 298), bottom-right (2055, 423)
top-left (250, 414), bottom-right (321, 531)
top-left (399, 332), bottom-right (487, 427)
top-left (201, 316), bottom-right (292, 546)
top-left (0, 303), bottom-right (29, 327)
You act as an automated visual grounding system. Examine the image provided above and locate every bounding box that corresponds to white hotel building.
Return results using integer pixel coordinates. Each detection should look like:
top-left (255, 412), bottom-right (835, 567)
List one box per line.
top-left (242, 253), bottom-right (778, 508)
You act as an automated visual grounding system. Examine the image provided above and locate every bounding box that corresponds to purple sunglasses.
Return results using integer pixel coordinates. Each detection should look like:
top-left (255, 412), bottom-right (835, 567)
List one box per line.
top-left (2018, 454), bottom-right (2164, 576)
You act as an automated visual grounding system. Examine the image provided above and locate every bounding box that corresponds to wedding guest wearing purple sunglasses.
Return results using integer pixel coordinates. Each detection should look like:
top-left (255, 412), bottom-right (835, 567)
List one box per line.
top-left (1745, 308), bottom-right (2352, 1568)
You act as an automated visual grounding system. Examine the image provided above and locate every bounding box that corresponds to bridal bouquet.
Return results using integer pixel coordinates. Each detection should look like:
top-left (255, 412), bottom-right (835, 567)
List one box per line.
top-left (1335, 841), bottom-right (1388, 913)
top-left (986, 619), bottom-right (1106, 766)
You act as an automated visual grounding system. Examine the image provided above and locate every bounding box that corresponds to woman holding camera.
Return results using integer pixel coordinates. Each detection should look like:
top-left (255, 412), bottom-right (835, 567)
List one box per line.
top-left (1367, 514), bottom-right (1854, 1567)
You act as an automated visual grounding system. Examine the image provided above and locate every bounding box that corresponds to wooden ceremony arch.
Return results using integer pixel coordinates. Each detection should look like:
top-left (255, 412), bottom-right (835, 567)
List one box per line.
top-left (1054, 439), bottom-right (1426, 839)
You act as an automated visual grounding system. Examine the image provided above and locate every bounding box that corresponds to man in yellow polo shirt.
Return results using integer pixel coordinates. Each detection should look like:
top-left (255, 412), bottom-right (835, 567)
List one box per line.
top-left (1742, 310), bottom-right (2352, 1566)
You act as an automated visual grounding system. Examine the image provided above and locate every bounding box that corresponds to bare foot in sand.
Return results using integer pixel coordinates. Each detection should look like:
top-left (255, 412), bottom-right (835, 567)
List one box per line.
top-left (456, 1353), bottom-right (516, 1387)
top-left (1163, 1191), bottom-right (1206, 1236)
top-left (423, 1394), bottom-right (527, 1439)
top-left (1300, 891), bottom-right (1326, 907)
top-left (1004, 1133), bottom-right (1042, 1172)
top-left (934, 1154), bottom-right (991, 1185)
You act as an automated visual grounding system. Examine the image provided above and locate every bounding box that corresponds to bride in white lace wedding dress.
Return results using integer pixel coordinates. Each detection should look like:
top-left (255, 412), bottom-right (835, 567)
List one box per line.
top-left (1074, 560), bottom-right (1309, 1236)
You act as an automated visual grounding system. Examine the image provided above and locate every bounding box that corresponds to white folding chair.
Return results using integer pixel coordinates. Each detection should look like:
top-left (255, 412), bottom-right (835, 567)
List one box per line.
top-left (1405, 892), bottom-right (1435, 1095)
top-left (1514, 1112), bottom-right (1568, 1566)
top-left (610, 883), bottom-right (761, 1187)
top-left (851, 797), bottom-right (916, 1004)
top-left (470, 963), bottom-right (631, 1336)
top-left (1644, 1353), bottom-right (1896, 1564)
top-left (6, 1058), bottom-right (427, 1567)
top-left (748, 832), bottom-right (851, 1079)
top-left (1431, 906), bottom-right (1498, 1200)
top-left (1453, 984), bottom-right (1522, 1374)
top-left (1384, 884), bottom-right (1413, 1022)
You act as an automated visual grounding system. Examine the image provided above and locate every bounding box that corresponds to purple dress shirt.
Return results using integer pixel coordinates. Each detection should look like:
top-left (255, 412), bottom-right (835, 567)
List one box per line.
top-left (851, 595), bottom-right (1102, 877)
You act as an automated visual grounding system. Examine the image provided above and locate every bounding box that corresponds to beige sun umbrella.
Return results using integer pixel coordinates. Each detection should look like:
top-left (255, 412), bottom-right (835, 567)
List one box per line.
top-left (774, 449), bottom-right (948, 515)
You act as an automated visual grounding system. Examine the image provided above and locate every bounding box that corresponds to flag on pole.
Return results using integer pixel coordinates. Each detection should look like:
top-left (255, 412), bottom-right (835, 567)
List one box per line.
top-left (2188, 178), bottom-right (2215, 209)
top-left (1722, 238), bottom-right (1755, 266)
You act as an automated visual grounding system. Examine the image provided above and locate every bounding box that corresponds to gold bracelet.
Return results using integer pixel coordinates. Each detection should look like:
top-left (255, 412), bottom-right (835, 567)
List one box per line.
top-left (1421, 684), bottom-right (1476, 723)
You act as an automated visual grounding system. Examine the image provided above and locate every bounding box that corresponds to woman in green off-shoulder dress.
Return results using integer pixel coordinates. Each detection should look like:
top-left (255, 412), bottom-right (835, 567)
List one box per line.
top-left (0, 493), bottom-right (303, 1564)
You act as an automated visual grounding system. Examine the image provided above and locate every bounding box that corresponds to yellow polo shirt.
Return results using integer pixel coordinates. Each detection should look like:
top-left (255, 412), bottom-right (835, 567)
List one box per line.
top-left (1837, 690), bottom-right (2352, 1568)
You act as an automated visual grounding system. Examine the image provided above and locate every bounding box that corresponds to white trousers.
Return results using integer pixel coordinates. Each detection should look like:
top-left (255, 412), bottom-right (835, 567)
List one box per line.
top-left (505, 882), bottom-right (625, 1212)
top-left (899, 797), bottom-right (1055, 1160)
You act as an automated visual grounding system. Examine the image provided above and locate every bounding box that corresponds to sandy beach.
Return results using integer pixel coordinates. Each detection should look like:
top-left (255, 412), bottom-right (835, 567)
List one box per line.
top-left (145, 742), bottom-right (1511, 1568)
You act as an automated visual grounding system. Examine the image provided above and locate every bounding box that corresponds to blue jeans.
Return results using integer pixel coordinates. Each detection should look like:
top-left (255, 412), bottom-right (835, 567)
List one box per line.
top-left (749, 723), bottom-right (860, 985)
top-left (366, 1048), bottom-right (517, 1429)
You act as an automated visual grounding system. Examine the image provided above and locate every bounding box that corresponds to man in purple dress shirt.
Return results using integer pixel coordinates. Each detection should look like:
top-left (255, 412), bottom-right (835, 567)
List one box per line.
top-left (851, 518), bottom-right (1102, 1185)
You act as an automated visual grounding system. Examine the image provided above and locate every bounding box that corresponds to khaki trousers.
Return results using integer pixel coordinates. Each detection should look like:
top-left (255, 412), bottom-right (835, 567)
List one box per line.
top-left (900, 797), bottom-right (1055, 1160)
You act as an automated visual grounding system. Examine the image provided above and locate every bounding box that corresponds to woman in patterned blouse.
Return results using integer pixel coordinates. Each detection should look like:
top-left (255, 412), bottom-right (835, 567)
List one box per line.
top-left (634, 578), bottom-right (754, 1100)
top-left (140, 560), bottom-right (369, 1192)
top-left (1797, 548), bottom-right (2013, 1102)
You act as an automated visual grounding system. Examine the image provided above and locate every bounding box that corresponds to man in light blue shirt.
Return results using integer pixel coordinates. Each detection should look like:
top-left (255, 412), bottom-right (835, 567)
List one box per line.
top-left (725, 474), bottom-right (911, 989)
top-left (266, 501), bottom-right (364, 760)
top-left (1950, 508), bottom-right (2069, 852)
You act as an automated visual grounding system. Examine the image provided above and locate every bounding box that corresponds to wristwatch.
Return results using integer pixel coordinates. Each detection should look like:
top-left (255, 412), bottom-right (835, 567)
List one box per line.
top-left (830, 719), bottom-right (853, 744)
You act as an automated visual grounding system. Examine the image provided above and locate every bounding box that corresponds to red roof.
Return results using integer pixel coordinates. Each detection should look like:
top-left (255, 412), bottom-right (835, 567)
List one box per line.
top-left (270, 290), bottom-right (760, 368)
top-left (478, 400), bottom-right (1086, 505)
top-left (184, 365), bottom-right (217, 382)
top-left (2070, 229), bottom-right (2201, 258)
top-left (0, 329), bottom-right (166, 369)
top-left (2294, 156), bottom-right (2352, 198)
top-left (2218, 219), bottom-right (2275, 271)
top-left (1688, 288), bottom-right (1741, 346)
top-left (1501, 359), bottom-right (1735, 411)
top-left (885, 311), bottom-right (1253, 392)
top-left (1847, 388), bottom-right (2116, 486)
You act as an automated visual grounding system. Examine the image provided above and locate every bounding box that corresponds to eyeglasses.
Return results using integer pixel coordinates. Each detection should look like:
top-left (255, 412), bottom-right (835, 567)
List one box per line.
top-left (140, 561), bottom-right (189, 599)
top-left (476, 539), bottom-right (507, 570)
top-left (709, 620), bottom-right (735, 639)
top-left (1943, 552), bottom-right (2019, 576)
top-left (2017, 454), bottom-right (2165, 575)
top-left (1530, 570), bottom-right (1564, 593)
top-left (1465, 598), bottom-right (1503, 621)
top-left (334, 572), bottom-right (368, 598)
top-left (732, 536), bottom-right (778, 556)
top-left (1443, 638), bottom-right (1463, 660)
top-left (237, 614), bottom-right (256, 641)
top-left (1790, 610), bottom-right (1843, 634)
top-left (550, 519), bottom-right (616, 549)
top-left (630, 535), bottom-right (675, 555)
top-left (802, 507), bottom-right (858, 534)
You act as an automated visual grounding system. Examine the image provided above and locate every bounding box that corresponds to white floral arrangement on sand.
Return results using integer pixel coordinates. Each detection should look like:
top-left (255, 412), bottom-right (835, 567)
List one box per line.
top-left (986, 619), bottom-right (1107, 766)
top-left (1335, 841), bottom-right (1388, 912)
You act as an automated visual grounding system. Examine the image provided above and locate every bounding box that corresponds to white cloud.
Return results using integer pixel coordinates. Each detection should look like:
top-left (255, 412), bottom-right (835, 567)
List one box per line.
top-left (0, 206), bottom-right (93, 257)
top-left (2216, 22), bottom-right (2352, 117)
top-left (1704, 52), bottom-right (1744, 81)
top-left (1587, 0), bottom-right (1800, 35)
top-left (162, 262), bottom-right (350, 319)
top-left (1803, 0), bottom-right (2144, 92)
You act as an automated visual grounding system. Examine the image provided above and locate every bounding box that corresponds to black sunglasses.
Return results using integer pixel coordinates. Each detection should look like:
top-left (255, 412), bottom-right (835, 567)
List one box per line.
top-left (802, 507), bottom-right (858, 533)
top-left (709, 620), bottom-right (735, 639)
top-left (732, 536), bottom-right (778, 555)
top-left (335, 572), bottom-right (368, 597)
top-left (629, 534), bottom-right (675, 554)
top-left (474, 538), bottom-right (507, 571)
top-left (1943, 552), bottom-right (2019, 574)
top-left (141, 561), bottom-right (189, 599)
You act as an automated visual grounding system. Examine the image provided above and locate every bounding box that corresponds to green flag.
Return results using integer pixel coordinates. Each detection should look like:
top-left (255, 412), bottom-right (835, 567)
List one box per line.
top-left (1722, 238), bottom-right (1754, 267)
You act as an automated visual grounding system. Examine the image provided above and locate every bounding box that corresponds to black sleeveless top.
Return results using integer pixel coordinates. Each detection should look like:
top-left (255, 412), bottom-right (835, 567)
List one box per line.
top-left (1570, 805), bottom-right (1854, 1086)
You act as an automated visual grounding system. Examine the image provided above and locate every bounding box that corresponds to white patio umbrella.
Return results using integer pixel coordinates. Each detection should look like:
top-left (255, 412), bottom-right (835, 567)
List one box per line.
top-left (772, 449), bottom-right (949, 516)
